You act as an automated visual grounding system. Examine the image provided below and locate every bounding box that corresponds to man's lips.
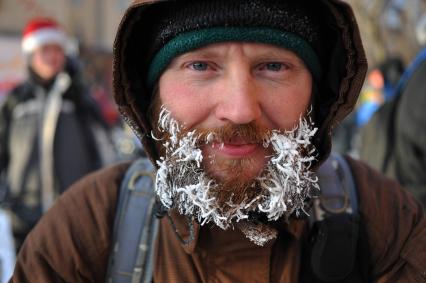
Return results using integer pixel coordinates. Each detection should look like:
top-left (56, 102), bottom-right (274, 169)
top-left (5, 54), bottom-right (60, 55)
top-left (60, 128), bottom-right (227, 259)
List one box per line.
top-left (210, 142), bottom-right (259, 157)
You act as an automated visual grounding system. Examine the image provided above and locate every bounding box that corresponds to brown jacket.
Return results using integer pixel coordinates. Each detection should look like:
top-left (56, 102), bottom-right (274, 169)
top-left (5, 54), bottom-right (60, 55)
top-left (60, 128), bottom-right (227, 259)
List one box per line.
top-left (10, 157), bottom-right (425, 282)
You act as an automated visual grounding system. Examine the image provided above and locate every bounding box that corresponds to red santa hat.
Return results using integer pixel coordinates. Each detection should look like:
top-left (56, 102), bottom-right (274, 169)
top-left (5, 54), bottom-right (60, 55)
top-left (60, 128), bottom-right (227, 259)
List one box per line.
top-left (21, 18), bottom-right (68, 54)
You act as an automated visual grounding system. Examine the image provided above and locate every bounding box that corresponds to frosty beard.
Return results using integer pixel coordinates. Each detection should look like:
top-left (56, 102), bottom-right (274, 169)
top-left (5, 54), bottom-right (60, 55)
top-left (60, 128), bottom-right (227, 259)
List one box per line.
top-left (154, 106), bottom-right (319, 246)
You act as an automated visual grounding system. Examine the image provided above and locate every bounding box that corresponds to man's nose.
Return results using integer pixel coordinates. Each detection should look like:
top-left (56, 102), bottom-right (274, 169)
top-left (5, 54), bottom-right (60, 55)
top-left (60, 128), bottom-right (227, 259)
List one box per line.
top-left (214, 70), bottom-right (262, 124)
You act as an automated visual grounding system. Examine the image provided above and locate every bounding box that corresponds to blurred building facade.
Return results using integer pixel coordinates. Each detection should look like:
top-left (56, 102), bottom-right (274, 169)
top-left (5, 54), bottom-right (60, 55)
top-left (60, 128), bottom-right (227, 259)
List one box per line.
top-left (1, 0), bottom-right (426, 77)
top-left (0, 0), bottom-right (131, 51)
top-left (346, 0), bottom-right (426, 67)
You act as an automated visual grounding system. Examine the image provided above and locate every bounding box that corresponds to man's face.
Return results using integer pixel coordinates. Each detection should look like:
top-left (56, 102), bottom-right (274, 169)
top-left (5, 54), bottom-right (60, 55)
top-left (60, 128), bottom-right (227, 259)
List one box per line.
top-left (158, 42), bottom-right (313, 183)
top-left (31, 43), bottom-right (66, 80)
top-left (154, 42), bottom-right (318, 243)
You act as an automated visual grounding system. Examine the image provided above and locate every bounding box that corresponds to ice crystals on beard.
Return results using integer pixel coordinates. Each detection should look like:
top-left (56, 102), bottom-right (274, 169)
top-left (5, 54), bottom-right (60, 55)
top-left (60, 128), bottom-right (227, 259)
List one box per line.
top-left (154, 105), bottom-right (320, 236)
top-left (154, 106), bottom-right (255, 229)
top-left (256, 117), bottom-right (319, 221)
top-left (154, 107), bottom-right (228, 227)
top-left (155, 107), bottom-right (204, 209)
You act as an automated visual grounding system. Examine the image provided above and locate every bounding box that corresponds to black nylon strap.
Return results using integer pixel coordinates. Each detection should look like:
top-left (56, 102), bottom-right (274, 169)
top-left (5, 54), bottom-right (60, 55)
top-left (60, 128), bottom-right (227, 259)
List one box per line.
top-left (106, 158), bottom-right (158, 283)
top-left (302, 153), bottom-right (367, 283)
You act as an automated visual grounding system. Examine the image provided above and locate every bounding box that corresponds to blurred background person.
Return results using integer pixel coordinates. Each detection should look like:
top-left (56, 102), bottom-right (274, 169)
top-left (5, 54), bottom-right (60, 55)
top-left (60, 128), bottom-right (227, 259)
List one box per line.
top-left (0, 18), bottom-right (115, 251)
top-left (358, 12), bottom-right (426, 206)
top-left (332, 56), bottom-right (405, 156)
top-left (356, 57), bottom-right (405, 128)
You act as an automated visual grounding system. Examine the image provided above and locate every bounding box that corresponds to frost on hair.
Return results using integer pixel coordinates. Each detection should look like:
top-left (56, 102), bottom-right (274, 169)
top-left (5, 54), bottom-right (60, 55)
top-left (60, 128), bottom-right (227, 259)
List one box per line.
top-left (257, 118), bottom-right (319, 221)
top-left (154, 106), bottom-right (320, 233)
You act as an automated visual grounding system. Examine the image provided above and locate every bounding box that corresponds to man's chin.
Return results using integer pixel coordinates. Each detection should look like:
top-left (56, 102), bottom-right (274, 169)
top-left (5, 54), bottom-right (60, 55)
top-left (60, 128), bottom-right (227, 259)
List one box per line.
top-left (201, 157), bottom-right (266, 207)
top-left (203, 156), bottom-right (265, 185)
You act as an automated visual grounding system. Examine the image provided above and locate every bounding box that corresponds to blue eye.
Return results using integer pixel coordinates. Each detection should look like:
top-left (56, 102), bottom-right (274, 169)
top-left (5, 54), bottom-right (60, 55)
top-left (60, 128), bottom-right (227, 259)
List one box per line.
top-left (265, 62), bottom-right (284, 72)
top-left (190, 62), bottom-right (208, 71)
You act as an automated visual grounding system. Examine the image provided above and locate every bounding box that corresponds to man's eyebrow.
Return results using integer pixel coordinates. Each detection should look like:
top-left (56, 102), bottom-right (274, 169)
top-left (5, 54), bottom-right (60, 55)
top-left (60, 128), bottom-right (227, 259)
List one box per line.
top-left (178, 49), bottom-right (223, 60)
top-left (253, 49), bottom-right (301, 60)
top-left (180, 49), bottom-right (292, 59)
top-left (172, 47), bottom-right (303, 65)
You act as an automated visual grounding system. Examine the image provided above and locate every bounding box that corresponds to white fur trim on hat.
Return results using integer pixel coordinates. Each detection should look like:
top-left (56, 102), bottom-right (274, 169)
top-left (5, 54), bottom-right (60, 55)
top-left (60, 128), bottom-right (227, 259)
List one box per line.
top-left (21, 28), bottom-right (67, 54)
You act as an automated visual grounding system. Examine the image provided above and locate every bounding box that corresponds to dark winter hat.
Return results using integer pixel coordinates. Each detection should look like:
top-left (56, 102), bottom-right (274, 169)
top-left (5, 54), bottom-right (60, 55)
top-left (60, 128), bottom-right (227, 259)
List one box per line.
top-left (145, 0), bottom-right (323, 88)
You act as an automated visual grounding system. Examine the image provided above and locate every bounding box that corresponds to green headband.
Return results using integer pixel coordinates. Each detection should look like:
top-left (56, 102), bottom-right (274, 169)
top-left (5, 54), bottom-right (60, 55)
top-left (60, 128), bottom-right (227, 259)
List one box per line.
top-left (147, 27), bottom-right (322, 88)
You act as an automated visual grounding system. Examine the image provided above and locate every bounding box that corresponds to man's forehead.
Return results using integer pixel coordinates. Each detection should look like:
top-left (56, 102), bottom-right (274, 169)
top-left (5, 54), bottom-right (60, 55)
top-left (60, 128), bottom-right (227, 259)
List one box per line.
top-left (174, 41), bottom-right (304, 61)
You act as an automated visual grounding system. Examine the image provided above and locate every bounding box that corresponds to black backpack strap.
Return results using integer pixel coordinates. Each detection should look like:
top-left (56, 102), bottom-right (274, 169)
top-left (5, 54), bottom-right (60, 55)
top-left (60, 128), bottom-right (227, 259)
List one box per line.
top-left (106, 158), bottom-right (158, 283)
top-left (303, 153), bottom-right (368, 283)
